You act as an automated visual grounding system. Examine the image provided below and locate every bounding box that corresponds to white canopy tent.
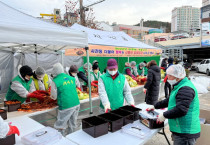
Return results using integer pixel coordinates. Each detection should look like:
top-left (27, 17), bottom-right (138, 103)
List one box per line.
top-left (0, 2), bottom-right (93, 110)
top-left (71, 23), bottom-right (158, 49)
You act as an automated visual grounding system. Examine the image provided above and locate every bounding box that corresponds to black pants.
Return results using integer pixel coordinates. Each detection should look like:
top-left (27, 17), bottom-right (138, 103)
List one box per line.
top-left (173, 134), bottom-right (197, 145)
top-left (164, 82), bottom-right (171, 98)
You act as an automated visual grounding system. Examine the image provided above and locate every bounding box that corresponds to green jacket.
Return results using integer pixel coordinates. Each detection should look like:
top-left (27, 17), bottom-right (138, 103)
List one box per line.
top-left (53, 73), bottom-right (80, 110)
top-left (100, 72), bottom-right (125, 110)
top-left (122, 67), bottom-right (132, 75)
top-left (136, 65), bottom-right (144, 76)
top-left (168, 77), bottom-right (200, 134)
top-left (6, 75), bottom-right (32, 103)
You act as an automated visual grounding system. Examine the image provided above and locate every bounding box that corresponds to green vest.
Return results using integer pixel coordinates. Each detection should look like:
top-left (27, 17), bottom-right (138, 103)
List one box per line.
top-left (90, 72), bottom-right (100, 81)
top-left (136, 65), bottom-right (143, 75)
top-left (78, 66), bottom-right (87, 86)
top-left (168, 77), bottom-right (200, 134)
top-left (144, 67), bottom-right (148, 76)
top-left (6, 75), bottom-right (32, 103)
top-left (100, 72), bottom-right (125, 110)
top-left (122, 67), bottom-right (132, 75)
top-left (53, 73), bottom-right (80, 110)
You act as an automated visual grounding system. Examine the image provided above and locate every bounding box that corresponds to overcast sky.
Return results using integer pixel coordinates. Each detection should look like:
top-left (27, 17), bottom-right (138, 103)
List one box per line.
top-left (0, 0), bottom-right (202, 25)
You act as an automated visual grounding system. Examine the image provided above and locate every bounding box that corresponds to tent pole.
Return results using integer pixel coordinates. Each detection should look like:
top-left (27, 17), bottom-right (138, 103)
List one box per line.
top-left (128, 57), bottom-right (129, 63)
top-left (85, 47), bottom-right (93, 114)
top-left (61, 51), bottom-right (64, 66)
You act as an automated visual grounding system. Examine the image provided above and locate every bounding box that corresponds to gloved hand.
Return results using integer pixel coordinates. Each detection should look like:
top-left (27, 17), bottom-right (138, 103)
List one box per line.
top-left (91, 81), bottom-right (98, 87)
top-left (7, 125), bottom-right (20, 136)
top-left (163, 75), bottom-right (168, 83)
top-left (129, 102), bottom-right (135, 107)
top-left (146, 105), bottom-right (155, 112)
top-left (77, 87), bottom-right (82, 91)
top-left (104, 104), bottom-right (111, 113)
top-left (156, 112), bottom-right (166, 124)
top-left (143, 88), bottom-right (147, 94)
top-left (34, 90), bottom-right (49, 95)
top-left (160, 67), bottom-right (165, 70)
top-left (48, 86), bottom-right (51, 94)
top-left (27, 92), bottom-right (46, 102)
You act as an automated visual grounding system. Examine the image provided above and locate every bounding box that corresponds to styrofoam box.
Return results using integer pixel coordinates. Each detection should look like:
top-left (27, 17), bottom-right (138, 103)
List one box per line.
top-left (21, 127), bottom-right (62, 145)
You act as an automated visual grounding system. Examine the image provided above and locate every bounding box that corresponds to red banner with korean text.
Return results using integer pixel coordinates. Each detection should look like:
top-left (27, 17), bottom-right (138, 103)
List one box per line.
top-left (65, 45), bottom-right (162, 57)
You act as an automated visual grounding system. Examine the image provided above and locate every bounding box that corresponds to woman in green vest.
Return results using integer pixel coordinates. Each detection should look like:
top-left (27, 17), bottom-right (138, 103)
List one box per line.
top-left (90, 64), bottom-right (101, 82)
top-left (5, 65), bottom-right (42, 103)
top-left (98, 59), bottom-right (135, 113)
top-left (50, 63), bottom-right (80, 136)
top-left (136, 62), bottom-right (145, 76)
top-left (147, 64), bottom-right (200, 145)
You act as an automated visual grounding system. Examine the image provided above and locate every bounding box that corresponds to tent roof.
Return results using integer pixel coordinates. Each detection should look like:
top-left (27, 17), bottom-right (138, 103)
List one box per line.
top-left (71, 24), bottom-right (157, 49)
top-left (0, 2), bottom-right (88, 53)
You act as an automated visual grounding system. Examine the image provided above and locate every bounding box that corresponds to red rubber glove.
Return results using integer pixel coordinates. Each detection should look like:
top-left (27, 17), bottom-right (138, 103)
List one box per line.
top-left (163, 75), bottom-right (168, 83)
top-left (91, 81), bottom-right (98, 87)
top-left (131, 105), bottom-right (135, 107)
top-left (34, 90), bottom-right (49, 95)
top-left (77, 87), bottom-right (82, 91)
top-left (7, 125), bottom-right (20, 136)
top-left (27, 92), bottom-right (46, 102)
top-left (105, 109), bottom-right (112, 113)
top-left (160, 67), bottom-right (165, 70)
top-left (48, 86), bottom-right (51, 94)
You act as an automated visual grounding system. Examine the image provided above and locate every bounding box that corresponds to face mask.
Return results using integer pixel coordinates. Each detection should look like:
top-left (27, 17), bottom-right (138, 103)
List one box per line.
top-left (167, 79), bottom-right (177, 85)
top-left (72, 73), bottom-right (77, 77)
top-left (37, 75), bottom-right (44, 80)
top-left (25, 76), bottom-right (30, 81)
top-left (94, 70), bottom-right (99, 74)
top-left (140, 67), bottom-right (143, 69)
top-left (108, 70), bottom-right (118, 76)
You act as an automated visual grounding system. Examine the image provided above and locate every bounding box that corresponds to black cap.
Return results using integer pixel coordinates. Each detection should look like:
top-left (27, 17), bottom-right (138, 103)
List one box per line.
top-left (20, 65), bottom-right (33, 78)
top-left (92, 64), bottom-right (99, 70)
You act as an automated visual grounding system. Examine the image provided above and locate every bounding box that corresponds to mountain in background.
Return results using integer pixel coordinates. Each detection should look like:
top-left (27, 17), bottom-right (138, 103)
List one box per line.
top-left (134, 20), bottom-right (171, 33)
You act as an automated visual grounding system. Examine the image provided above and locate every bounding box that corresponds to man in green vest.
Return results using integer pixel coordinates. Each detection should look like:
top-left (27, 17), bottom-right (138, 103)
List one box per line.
top-left (98, 59), bottom-right (135, 113)
top-left (147, 64), bottom-right (200, 145)
top-left (50, 63), bottom-right (80, 136)
top-left (6, 65), bottom-right (45, 103)
top-left (32, 66), bottom-right (52, 92)
top-left (90, 64), bottom-right (101, 82)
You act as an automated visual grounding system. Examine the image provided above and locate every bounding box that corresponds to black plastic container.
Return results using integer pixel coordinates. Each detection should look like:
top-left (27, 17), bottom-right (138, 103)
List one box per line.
top-left (139, 111), bottom-right (164, 129)
top-left (0, 109), bottom-right (7, 120)
top-left (82, 116), bottom-right (109, 138)
top-left (119, 105), bottom-right (142, 121)
top-left (110, 109), bottom-right (134, 125)
top-left (0, 134), bottom-right (16, 145)
top-left (98, 113), bottom-right (123, 132)
top-left (4, 100), bottom-right (21, 112)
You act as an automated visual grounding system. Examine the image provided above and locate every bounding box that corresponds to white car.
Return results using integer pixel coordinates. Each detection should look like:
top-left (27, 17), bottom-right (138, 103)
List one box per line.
top-left (196, 59), bottom-right (210, 76)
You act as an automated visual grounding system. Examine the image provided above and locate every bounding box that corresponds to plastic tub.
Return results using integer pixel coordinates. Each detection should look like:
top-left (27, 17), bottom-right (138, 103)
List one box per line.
top-left (0, 109), bottom-right (7, 120)
top-left (0, 134), bottom-right (15, 145)
top-left (82, 116), bottom-right (108, 138)
top-left (98, 113), bottom-right (123, 132)
top-left (110, 109), bottom-right (134, 125)
top-left (21, 127), bottom-right (62, 145)
top-left (119, 105), bottom-right (142, 121)
top-left (4, 100), bottom-right (21, 112)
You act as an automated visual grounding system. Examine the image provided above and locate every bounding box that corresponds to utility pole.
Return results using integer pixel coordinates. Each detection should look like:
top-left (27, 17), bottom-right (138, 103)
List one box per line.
top-left (79, 0), bottom-right (86, 26)
top-left (65, 5), bottom-right (69, 27)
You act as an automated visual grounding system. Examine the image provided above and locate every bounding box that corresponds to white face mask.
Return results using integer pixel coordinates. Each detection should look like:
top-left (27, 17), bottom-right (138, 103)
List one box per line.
top-left (72, 73), bottom-right (77, 77)
top-left (25, 77), bottom-right (30, 81)
top-left (167, 79), bottom-right (177, 85)
top-left (108, 70), bottom-right (118, 76)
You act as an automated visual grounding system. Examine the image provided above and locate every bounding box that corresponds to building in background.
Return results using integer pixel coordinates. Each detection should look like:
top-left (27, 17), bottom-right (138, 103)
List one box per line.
top-left (203, 0), bottom-right (210, 7)
top-left (171, 6), bottom-right (200, 32)
top-left (113, 24), bottom-right (156, 39)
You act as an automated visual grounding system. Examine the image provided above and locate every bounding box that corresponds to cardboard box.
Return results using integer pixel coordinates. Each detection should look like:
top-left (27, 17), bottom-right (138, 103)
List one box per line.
top-left (196, 109), bottom-right (210, 145)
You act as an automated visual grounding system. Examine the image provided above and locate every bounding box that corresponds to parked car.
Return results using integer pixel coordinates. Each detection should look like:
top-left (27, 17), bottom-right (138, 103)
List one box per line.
top-left (196, 59), bottom-right (210, 76)
top-left (191, 59), bottom-right (202, 70)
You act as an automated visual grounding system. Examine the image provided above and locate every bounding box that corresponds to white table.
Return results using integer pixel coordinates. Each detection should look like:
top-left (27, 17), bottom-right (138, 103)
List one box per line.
top-left (66, 103), bottom-right (169, 145)
top-left (6, 116), bottom-right (77, 145)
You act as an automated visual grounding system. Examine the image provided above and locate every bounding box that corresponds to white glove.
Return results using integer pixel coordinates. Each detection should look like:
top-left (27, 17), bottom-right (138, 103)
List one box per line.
top-left (146, 105), bottom-right (155, 111)
top-left (157, 112), bottom-right (166, 124)
top-left (104, 104), bottom-right (111, 113)
top-left (129, 101), bottom-right (135, 107)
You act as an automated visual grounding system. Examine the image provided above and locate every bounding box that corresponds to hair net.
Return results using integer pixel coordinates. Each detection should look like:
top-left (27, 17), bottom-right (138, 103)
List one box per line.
top-left (83, 63), bottom-right (92, 70)
top-left (35, 66), bottom-right (45, 76)
top-left (130, 61), bottom-right (136, 66)
top-left (52, 63), bottom-right (64, 77)
top-left (139, 62), bottom-right (145, 67)
top-left (166, 64), bottom-right (186, 78)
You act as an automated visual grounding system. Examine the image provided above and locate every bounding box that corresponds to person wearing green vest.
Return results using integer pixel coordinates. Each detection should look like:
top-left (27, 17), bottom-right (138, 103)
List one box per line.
top-left (130, 61), bottom-right (138, 77)
top-left (69, 65), bottom-right (81, 89)
top-left (98, 59), bottom-right (135, 113)
top-left (147, 64), bottom-right (200, 145)
top-left (77, 63), bottom-right (92, 87)
top-left (5, 65), bottom-right (43, 103)
top-left (31, 67), bottom-right (52, 92)
top-left (50, 63), bottom-right (80, 136)
top-left (122, 62), bottom-right (138, 81)
top-left (136, 62), bottom-right (145, 76)
top-left (90, 64), bottom-right (101, 82)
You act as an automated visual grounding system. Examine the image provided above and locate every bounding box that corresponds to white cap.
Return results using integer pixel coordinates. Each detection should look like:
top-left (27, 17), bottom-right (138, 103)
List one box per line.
top-left (166, 64), bottom-right (186, 78)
